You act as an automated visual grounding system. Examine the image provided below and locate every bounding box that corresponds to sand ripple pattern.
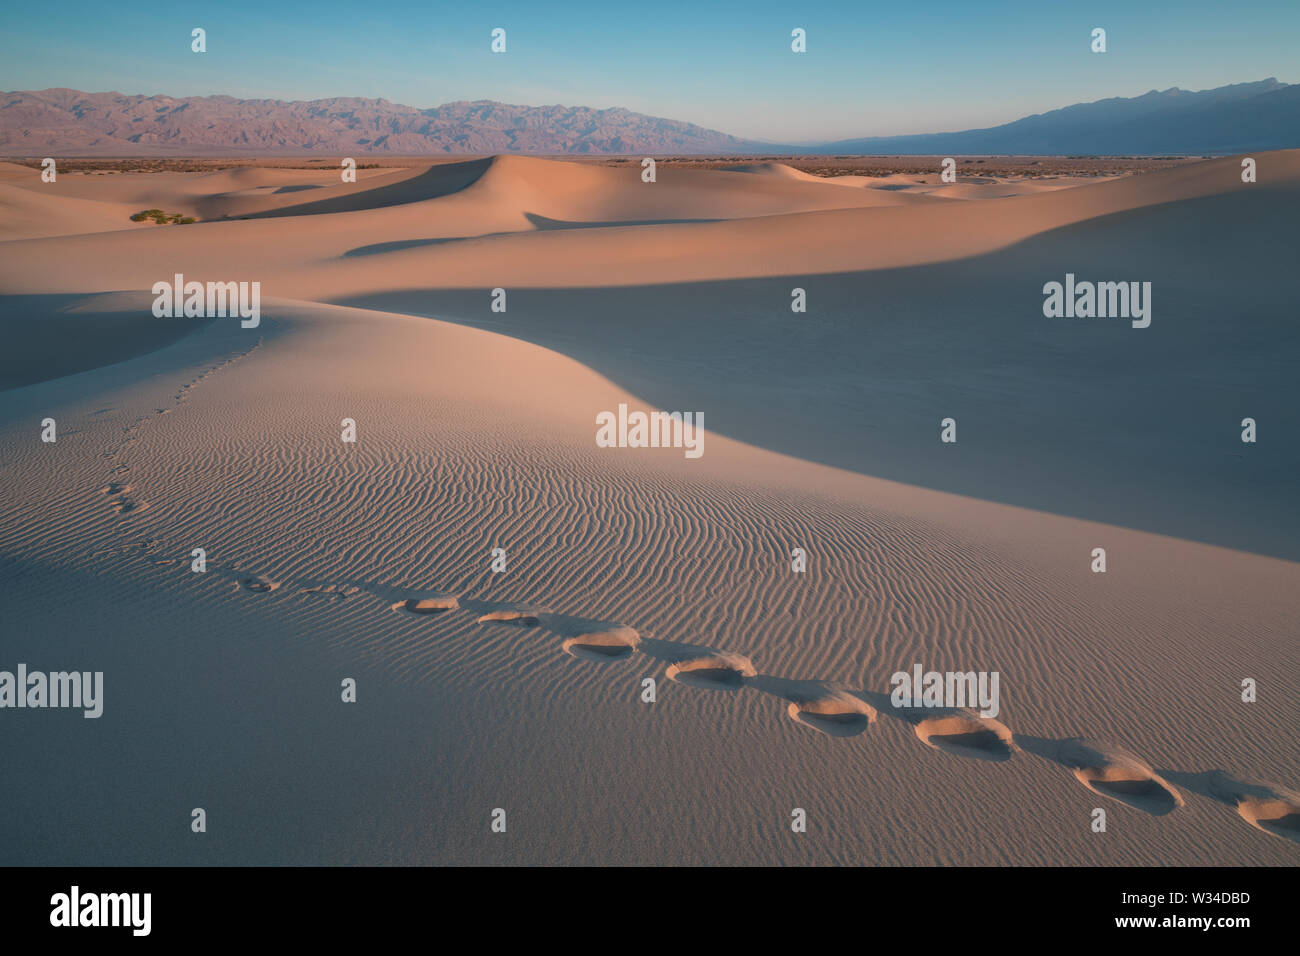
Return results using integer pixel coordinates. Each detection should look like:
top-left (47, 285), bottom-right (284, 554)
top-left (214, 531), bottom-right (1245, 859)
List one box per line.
top-left (1, 299), bottom-right (1295, 865)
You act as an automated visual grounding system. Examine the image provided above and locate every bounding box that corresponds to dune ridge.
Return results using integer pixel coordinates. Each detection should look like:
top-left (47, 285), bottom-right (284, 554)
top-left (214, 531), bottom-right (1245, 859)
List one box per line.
top-left (0, 153), bottom-right (1296, 866)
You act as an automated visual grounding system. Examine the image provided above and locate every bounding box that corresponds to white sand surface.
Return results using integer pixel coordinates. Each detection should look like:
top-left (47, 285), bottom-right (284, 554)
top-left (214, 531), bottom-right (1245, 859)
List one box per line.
top-left (1, 152), bottom-right (1296, 864)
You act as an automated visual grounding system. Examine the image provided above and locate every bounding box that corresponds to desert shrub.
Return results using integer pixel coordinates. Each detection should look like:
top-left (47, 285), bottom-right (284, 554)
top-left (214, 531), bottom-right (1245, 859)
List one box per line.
top-left (130, 208), bottom-right (198, 225)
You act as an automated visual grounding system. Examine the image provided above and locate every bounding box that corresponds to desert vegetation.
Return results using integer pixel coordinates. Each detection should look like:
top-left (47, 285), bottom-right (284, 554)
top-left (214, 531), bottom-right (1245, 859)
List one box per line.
top-left (129, 208), bottom-right (197, 224)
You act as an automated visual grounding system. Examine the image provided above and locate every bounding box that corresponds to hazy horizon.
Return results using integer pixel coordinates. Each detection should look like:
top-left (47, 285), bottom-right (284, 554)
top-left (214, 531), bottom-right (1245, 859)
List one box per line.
top-left (3, 0), bottom-right (1298, 141)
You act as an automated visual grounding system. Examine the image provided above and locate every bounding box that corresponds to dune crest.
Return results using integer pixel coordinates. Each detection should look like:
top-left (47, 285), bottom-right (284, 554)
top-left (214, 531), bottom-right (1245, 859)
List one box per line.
top-left (1, 151), bottom-right (1296, 867)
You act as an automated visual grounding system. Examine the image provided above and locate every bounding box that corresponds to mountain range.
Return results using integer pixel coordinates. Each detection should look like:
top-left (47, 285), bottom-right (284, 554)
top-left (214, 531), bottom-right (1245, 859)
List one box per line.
top-left (816, 79), bottom-right (1299, 155)
top-left (2, 80), bottom-right (1296, 156)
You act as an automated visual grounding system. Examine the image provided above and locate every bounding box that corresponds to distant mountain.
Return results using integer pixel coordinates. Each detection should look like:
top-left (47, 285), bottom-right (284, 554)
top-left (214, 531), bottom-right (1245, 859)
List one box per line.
top-left (2, 80), bottom-right (1296, 156)
top-left (816, 79), bottom-right (1300, 155)
top-left (0, 89), bottom-right (776, 155)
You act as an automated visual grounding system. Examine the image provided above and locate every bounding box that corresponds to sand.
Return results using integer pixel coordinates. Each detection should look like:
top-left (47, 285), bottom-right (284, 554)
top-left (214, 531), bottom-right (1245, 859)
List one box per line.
top-left (0, 152), bottom-right (1296, 865)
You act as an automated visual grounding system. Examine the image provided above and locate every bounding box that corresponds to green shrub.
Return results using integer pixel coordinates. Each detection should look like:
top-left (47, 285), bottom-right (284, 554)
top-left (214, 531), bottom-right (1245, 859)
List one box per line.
top-left (130, 208), bottom-right (198, 225)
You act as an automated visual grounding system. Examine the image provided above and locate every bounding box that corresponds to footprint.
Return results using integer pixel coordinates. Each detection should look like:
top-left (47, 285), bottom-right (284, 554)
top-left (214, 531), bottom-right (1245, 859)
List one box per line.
top-left (1208, 773), bottom-right (1300, 843)
top-left (561, 626), bottom-right (640, 663)
top-left (242, 575), bottom-right (280, 593)
top-left (112, 497), bottom-right (147, 515)
top-left (100, 483), bottom-right (133, 495)
top-left (301, 583), bottom-right (361, 601)
top-left (786, 691), bottom-right (877, 737)
top-left (666, 653), bottom-right (756, 690)
top-left (393, 594), bottom-right (459, 614)
top-left (914, 710), bottom-right (1015, 762)
top-left (477, 608), bottom-right (546, 627)
top-left (1056, 739), bottom-right (1182, 815)
top-left (1236, 798), bottom-right (1300, 843)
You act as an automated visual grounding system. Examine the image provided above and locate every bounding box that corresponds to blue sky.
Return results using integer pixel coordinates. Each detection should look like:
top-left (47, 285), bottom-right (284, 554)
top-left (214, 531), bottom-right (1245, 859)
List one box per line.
top-left (2, 0), bottom-right (1296, 141)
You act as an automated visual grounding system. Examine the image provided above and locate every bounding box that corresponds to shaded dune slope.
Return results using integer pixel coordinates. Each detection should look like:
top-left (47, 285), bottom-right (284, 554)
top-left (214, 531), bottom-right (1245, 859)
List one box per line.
top-left (0, 296), bottom-right (1295, 864)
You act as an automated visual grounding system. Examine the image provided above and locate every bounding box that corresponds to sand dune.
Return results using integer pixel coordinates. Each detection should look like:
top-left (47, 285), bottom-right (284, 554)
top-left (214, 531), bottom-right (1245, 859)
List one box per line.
top-left (725, 162), bottom-right (1091, 198)
top-left (0, 153), bottom-right (1296, 866)
top-left (0, 153), bottom-right (925, 246)
top-left (0, 180), bottom-right (153, 239)
top-left (3, 152), bottom-right (1292, 299)
top-left (459, 155), bottom-right (933, 220)
top-left (0, 163), bottom-right (426, 224)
